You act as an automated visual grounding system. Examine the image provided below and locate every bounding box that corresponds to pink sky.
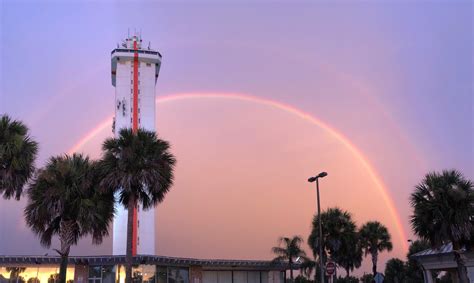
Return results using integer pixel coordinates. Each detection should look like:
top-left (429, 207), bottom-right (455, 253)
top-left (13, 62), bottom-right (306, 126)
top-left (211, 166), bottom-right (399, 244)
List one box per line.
top-left (1, 0), bottom-right (472, 276)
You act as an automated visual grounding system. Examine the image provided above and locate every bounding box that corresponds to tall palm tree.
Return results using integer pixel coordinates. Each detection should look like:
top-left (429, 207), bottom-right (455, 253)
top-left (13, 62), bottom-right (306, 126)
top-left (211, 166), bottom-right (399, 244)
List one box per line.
top-left (359, 221), bottom-right (393, 276)
top-left (272, 236), bottom-right (307, 282)
top-left (24, 154), bottom-right (115, 283)
top-left (98, 128), bottom-right (176, 283)
top-left (337, 231), bottom-right (362, 277)
top-left (410, 170), bottom-right (474, 283)
top-left (0, 115), bottom-right (38, 200)
top-left (308, 208), bottom-right (360, 278)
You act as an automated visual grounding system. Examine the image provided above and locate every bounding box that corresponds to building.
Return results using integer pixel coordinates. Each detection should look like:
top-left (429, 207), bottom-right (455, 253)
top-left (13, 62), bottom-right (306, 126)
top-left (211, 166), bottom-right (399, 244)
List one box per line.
top-left (111, 34), bottom-right (162, 255)
top-left (411, 242), bottom-right (474, 282)
top-left (0, 255), bottom-right (288, 283)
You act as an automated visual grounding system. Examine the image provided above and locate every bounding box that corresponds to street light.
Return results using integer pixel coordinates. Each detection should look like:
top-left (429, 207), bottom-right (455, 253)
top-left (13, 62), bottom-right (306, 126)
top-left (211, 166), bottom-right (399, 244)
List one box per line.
top-left (308, 171), bottom-right (328, 283)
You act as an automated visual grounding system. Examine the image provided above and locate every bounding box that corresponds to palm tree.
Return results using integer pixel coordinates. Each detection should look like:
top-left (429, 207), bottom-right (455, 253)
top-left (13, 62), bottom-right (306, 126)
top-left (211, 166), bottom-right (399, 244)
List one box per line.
top-left (98, 128), bottom-right (176, 283)
top-left (0, 115), bottom-right (38, 200)
top-left (384, 258), bottom-right (407, 283)
top-left (272, 236), bottom-right (307, 282)
top-left (24, 154), bottom-right (115, 283)
top-left (410, 170), bottom-right (474, 283)
top-left (308, 208), bottom-right (360, 277)
top-left (359, 221), bottom-right (393, 276)
top-left (337, 231), bottom-right (362, 277)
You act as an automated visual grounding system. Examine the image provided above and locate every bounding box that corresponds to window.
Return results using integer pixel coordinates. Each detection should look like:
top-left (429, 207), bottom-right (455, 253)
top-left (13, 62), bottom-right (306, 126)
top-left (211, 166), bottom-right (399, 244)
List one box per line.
top-left (88, 266), bottom-right (101, 283)
top-left (146, 63), bottom-right (151, 67)
top-left (168, 267), bottom-right (189, 283)
top-left (156, 266), bottom-right (167, 283)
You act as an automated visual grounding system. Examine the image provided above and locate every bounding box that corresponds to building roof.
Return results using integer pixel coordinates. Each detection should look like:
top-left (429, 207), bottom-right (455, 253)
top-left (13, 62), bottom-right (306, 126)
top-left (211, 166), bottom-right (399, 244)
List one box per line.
top-left (410, 242), bottom-right (453, 258)
top-left (0, 255), bottom-right (293, 271)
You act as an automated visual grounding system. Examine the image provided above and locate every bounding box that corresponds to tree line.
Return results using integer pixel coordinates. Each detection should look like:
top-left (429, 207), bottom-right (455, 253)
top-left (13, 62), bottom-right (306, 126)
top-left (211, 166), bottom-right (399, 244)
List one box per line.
top-left (271, 172), bottom-right (473, 282)
top-left (0, 115), bottom-right (176, 283)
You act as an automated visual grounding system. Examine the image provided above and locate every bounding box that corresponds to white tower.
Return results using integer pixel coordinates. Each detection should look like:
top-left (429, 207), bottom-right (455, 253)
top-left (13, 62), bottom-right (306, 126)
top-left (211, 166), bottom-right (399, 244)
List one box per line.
top-left (111, 34), bottom-right (162, 255)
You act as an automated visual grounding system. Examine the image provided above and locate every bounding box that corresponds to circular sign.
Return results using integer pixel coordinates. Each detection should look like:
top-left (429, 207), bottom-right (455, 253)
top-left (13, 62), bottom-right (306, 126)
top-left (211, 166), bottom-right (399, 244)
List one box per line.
top-left (325, 261), bottom-right (336, 275)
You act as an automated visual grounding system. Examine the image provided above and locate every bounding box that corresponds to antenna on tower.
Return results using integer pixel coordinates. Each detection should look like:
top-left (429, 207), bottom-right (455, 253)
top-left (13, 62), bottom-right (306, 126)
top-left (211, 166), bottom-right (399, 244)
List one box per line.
top-left (128, 28), bottom-right (130, 38)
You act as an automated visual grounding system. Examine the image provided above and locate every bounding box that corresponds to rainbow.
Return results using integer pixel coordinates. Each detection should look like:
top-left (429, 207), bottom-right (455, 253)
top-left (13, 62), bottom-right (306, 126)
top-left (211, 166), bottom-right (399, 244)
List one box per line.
top-left (68, 92), bottom-right (408, 251)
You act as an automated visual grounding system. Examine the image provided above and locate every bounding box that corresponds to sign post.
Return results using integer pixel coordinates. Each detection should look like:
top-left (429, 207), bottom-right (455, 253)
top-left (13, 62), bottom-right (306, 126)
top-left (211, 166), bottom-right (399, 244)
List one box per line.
top-left (325, 261), bottom-right (336, 283)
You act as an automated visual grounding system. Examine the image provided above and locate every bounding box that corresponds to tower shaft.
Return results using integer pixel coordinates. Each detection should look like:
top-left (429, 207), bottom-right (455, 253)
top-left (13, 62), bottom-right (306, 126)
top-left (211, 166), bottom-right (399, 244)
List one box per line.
top-left (111, 34), bottom-right (162, 255)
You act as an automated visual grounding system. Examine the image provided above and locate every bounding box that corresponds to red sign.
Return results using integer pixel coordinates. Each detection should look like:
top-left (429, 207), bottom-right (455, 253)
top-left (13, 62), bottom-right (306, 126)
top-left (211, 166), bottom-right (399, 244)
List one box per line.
top-left (325, 261), bottom-right (336, 275)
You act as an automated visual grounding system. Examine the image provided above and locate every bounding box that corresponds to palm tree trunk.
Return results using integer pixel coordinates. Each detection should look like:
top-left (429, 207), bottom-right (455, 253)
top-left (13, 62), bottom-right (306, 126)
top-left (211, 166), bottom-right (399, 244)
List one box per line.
top-left (345, 268), bottom-right (349, 278)
top-left (371, 251), bottom-right (378, 276)
top-left (59, 253), bottom-right (69, 283)
top-left (452, 242), bottom-right (469, 283)
top-left (125, 195), bottom-right (135, 283)
top-left (58, 221), bottom-right (72, 283)
top-left (289, 260), bottom-right (294, 282)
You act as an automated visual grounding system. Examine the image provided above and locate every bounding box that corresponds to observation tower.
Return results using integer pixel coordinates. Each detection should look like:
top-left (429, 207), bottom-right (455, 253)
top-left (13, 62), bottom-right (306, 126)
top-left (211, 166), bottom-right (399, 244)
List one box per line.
top-left (111, 33), bottom-right (162, 255)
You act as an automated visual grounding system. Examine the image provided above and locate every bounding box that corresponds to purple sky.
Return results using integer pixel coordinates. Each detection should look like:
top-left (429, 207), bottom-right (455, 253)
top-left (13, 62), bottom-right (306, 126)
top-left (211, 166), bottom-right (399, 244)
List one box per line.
top-left (0, 0), bottom-right (472, 275)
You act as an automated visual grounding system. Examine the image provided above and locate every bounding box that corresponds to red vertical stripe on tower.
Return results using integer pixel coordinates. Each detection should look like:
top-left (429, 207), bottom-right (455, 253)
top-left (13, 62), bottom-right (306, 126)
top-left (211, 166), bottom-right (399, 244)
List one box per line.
top-left (132, 39), bottom-right (139, 256)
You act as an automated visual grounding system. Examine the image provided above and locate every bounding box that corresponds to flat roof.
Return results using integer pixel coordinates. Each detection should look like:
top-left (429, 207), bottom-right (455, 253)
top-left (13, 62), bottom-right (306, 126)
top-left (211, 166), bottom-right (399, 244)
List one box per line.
top-left (0, 255), bottom-right (292, 271)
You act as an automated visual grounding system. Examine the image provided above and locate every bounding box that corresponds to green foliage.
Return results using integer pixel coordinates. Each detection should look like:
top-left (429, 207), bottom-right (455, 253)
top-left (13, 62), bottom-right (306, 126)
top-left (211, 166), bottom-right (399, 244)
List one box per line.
top-left (308, 207), bottom-right (361, 276)
top-left (406, 239), bottom-right (430, 283)
top-left (272, 236), bottom-right (307, 280)
top-left (0, 115), bottom-right (38, 200)
top-left (384, 258), bottom-right (407, 283)
top-left (24, 154), bottom-right (115, 248)
top-left (411, 170), bottom-right (474, 283)
top-left (360, 273), bottom-right (374, 283)
top-left (98, 128), bottom-right (176, 283)
top-left (294, 275), bottom-right (312, 283)
top-left (98, 128), bottom-right (176, 209)
top-left (410, 170), bottom-right (474, 248)
top-left (272, 236), bottom-right (307, 263)
top-left (24, 154), bottom-right (115, 283)
top-left (359, 221), bottom-right (393, 275)
top-left (299, 258), bottom-right (316, 279)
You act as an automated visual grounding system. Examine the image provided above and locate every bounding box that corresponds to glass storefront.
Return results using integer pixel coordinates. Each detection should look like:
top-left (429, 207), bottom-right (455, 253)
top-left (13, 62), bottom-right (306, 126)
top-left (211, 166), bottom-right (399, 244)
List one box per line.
top-left (0, 264), bottom-right (275, 283)
top-left (202, 271), bottom-right (271, 283)
top-left (111, 265), bottom-right (189, 283)
top-left (155, 267), bottom-right (167, 283)
top-left (0, 266), bottom-right (74, 283)
top-left (167, 267), bottom-right (189, 283)
top-left (88, 266), bottom-right (116, 283)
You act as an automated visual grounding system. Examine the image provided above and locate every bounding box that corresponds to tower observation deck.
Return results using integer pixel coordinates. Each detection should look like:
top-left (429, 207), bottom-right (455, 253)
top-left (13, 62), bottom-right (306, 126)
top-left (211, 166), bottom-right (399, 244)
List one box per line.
top-left (111, 34), bottom-right (162, 256)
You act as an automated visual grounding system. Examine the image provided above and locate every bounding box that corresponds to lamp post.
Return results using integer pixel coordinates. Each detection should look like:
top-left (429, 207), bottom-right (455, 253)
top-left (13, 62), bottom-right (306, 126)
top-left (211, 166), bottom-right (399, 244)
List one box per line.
top-left (308, 172), bottom-right (328, 283)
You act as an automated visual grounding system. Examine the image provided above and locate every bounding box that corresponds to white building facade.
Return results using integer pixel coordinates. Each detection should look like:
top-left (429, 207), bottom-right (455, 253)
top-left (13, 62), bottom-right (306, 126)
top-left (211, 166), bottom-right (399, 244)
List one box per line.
top-left (111, 34), bottom-right (162, 255)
